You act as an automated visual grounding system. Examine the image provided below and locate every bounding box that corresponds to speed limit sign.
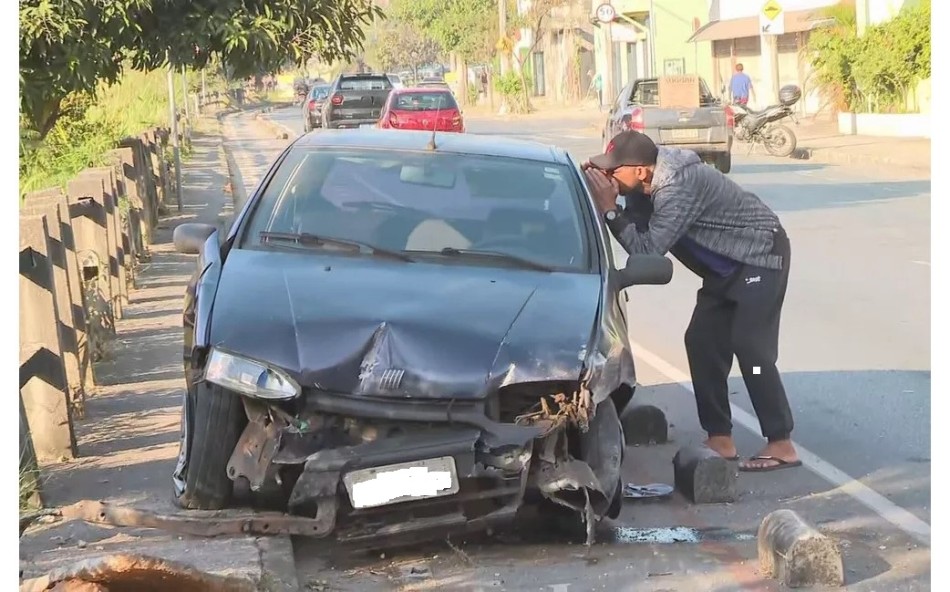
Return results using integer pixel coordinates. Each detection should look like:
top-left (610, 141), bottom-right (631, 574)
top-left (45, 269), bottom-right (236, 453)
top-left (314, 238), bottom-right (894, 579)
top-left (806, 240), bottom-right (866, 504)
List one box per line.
top-left (595, 3), bottom-right (616, 23)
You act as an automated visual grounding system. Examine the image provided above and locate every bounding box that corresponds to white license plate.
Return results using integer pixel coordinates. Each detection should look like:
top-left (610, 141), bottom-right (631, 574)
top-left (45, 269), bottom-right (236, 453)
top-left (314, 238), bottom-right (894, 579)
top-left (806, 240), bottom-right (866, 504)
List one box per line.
top-left (360, 123), bottom-right (377, 129)
top-left (343, 456), bottom-right (459, 509)
top-left (669, 128), bottom-right (701, 140)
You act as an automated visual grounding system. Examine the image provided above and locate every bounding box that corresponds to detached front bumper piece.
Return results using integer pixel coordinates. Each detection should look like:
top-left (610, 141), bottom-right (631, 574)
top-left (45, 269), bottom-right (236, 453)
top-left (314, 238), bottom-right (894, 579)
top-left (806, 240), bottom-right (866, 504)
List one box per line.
top-left (228, 398), bottom-right (540, 543)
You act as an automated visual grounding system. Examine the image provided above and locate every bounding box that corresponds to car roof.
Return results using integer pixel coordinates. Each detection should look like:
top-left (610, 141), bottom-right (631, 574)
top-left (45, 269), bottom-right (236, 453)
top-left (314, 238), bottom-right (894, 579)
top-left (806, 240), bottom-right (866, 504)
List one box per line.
top-left (393, 87), bottom-right (454, 94)
top-left (294, 129), bottom-right (571, 165)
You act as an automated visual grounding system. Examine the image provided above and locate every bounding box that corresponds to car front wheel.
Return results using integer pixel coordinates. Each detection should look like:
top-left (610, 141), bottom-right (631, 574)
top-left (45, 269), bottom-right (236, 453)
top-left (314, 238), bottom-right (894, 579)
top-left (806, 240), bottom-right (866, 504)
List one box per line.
top-left (173, 382), bottom-right (246, 509)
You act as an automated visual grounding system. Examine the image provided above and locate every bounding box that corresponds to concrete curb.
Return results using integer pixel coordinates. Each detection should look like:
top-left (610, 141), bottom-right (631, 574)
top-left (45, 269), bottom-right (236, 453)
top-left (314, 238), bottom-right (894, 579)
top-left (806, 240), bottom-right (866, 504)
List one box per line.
top-left (792, 144), bottom-right (931, 174)
top-left (757, 509), bottom-right (844, 588)
top-left (256, 536), bottom-right (300, 592)
top-left (220, 122), bottom-right (249, 230)
top-left (256, 111), bottom-right (295, 140)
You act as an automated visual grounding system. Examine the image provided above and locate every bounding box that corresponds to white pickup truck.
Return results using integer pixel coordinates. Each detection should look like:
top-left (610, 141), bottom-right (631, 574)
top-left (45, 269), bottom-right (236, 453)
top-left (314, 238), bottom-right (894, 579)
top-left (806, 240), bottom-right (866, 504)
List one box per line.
top-left (601, 77), bottom-right (735, 174)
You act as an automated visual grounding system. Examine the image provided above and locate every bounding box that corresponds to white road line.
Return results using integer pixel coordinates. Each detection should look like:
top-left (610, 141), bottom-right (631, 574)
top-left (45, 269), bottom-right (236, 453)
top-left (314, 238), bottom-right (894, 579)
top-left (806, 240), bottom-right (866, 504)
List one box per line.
top-left (628, 339), bottom-right (932, 546)
top-left (911, 260), bottom-right (930, 266)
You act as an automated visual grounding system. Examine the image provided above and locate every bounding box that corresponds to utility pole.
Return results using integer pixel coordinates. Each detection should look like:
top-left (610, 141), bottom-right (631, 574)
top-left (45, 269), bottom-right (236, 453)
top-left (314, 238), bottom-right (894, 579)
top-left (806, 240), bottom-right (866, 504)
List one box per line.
top-left (181, 66), bottom-right (191, 143)
top-left (201, 69), bottom-right (207, 110)
top-left (166, 65), bottom-right (183, 212)
top-left (498, 0), bottom-right (509, 76)
top-left (604, 22), bottom-right (615, 105)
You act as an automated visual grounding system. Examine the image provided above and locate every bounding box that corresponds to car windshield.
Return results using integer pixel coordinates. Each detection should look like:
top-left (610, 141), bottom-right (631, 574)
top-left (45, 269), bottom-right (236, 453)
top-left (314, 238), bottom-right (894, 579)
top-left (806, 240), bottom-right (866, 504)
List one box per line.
top-left (241, 148), bottom-right (591, 272)
top-left (393, 92), bottom-right (457, 111)
top-left (339, 77), bottom-right (392, 91)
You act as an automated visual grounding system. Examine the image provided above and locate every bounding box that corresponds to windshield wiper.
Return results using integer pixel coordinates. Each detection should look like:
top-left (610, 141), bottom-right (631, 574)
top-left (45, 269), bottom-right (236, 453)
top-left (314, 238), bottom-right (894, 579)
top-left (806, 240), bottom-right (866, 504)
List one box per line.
top-left (435, 247), bottom-right (554, 272)
top-left (259, 231), bottom-right (414, 262)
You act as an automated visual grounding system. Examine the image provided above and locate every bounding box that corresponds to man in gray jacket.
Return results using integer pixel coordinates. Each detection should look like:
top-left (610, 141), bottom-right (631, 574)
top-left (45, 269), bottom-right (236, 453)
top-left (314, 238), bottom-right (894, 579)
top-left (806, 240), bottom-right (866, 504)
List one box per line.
top-left (583, 130), bottom-right (800, 472)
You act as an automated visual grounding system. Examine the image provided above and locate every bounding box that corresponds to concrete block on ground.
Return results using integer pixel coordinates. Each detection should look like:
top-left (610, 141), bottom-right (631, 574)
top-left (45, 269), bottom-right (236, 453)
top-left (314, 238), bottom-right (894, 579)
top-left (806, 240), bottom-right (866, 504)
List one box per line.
top-left (672, 444), bottom-right (736, 504)
top-left (19, 214), bottom-right (77, 463)
top-left (22, 190), bottom-right (87, 410)
top-left (621, 404), bottom-right (668, 445)
top-left (758, 508), bottom-right (844, 588)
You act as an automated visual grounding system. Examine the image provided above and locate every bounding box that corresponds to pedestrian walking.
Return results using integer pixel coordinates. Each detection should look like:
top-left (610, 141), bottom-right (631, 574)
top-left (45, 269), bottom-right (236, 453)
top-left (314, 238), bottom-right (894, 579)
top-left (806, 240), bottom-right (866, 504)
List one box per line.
top-left (582, 130), bottom-right (801, 472)
top-left (729, 63), bottom-right (755, 105)
top-left (589, 70), bottom-right (603, 110)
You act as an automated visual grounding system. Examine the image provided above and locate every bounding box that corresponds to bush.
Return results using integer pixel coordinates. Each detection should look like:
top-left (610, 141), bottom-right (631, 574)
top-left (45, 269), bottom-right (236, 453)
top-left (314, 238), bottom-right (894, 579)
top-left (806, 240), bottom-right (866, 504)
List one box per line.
top-left (19, 68), bottom-right (223, 199)
top-left (807, 0), bottom-right (930, 113)
top-left (494, 71), bottom-right (532, 113)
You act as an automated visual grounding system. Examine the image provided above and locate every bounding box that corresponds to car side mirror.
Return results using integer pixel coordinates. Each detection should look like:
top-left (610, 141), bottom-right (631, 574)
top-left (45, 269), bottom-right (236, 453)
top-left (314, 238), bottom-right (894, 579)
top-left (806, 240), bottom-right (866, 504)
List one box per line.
top-left (173, 222), bottom-right (217, 255)
top-left (615, 254), bottom-right (673, 289)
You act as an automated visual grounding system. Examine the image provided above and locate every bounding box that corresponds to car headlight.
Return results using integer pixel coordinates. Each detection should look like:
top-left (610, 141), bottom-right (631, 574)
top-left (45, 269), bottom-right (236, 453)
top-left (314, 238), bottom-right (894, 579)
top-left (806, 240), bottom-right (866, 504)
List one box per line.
top-left (205, 348), bottom-right (301, 400)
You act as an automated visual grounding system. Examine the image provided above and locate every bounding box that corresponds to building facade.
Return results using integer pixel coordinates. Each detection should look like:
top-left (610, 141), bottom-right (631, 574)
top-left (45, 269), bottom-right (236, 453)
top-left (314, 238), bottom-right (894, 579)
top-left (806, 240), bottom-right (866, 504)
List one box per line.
top-left (588, 0), bottom-right (714, 103)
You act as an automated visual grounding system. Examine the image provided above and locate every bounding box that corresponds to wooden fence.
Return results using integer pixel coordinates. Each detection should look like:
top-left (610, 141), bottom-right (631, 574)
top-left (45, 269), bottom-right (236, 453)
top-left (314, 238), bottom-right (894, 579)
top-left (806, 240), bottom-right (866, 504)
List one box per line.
top-left (19, 127), bottom-right (176, 502)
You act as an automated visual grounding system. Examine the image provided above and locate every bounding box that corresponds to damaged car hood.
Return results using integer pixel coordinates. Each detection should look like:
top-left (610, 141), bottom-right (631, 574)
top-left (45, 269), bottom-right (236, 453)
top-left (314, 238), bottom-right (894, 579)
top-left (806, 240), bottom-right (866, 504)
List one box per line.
top-left (208, 249), bottom-right (603, 399)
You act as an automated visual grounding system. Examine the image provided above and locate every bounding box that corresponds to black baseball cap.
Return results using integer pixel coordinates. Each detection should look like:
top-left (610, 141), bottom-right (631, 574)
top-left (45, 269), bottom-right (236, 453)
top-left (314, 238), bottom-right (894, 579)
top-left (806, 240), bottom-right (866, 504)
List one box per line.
top-left (589, 130), bottom-right (659, 170)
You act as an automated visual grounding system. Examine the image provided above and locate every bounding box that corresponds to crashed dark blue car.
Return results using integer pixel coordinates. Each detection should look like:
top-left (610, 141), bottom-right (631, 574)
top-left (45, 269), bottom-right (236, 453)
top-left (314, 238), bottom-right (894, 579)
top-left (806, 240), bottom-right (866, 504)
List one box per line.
top-left (171, 129), bottom-right (672, 544)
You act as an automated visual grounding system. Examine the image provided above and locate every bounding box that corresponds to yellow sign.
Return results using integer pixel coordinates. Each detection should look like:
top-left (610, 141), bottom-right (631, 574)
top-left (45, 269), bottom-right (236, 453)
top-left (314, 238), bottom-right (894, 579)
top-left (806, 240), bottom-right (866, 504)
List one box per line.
top-left (496, 36), bottom-right (512, 52)
top-left (762, 0), bottom-right (782, 20)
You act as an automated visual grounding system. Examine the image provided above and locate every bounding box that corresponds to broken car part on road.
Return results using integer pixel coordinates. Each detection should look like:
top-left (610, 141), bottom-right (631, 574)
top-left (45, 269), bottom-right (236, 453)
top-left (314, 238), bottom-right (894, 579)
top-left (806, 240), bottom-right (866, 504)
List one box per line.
top-left (171, 130), bottom-right (674, 547)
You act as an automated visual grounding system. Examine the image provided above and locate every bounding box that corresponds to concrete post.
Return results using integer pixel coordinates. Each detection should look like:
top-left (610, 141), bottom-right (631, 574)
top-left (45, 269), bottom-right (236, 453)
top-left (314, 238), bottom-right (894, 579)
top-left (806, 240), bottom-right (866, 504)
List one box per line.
top-left (19, 214), bottom-right (78, 462)
top-left (19, 390), bottom-right (44, 509)
top-left (67, 173), bottom-right (118, 353)
top-left (82, 167), bottom-right (128, 316)
top-left (106, 148), bottom-right (145, 269)
top-left (759, 32), bottom-right (780, 107)
top-left (21, 191), bottom-right (87, 413)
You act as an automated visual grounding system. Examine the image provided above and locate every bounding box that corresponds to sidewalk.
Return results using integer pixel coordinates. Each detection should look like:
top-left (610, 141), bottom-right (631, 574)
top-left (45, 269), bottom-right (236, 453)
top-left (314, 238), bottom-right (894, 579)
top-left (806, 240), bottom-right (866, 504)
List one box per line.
top-left (19, 116), bottom-right (298, 591)
top-left (789, 117), bottom-right (931, 174)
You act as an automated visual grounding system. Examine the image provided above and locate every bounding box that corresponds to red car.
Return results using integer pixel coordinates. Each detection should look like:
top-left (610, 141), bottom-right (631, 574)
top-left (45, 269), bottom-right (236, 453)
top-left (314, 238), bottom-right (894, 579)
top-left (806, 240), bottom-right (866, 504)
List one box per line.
top-left (378, 87), bottom-right (464, 133)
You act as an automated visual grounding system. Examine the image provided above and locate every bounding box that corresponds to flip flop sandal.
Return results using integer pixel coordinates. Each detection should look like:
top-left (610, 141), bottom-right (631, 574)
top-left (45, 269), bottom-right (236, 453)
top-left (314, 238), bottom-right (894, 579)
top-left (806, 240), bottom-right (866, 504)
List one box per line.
top-left (623, 483), bottom-right (674, 500)
top-left (739, 455), bottom-right (803, 473)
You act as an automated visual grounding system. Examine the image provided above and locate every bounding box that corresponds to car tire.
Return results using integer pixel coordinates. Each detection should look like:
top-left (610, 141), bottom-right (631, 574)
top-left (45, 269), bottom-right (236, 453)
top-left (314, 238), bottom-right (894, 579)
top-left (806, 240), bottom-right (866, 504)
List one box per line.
top-left (715, 151), bottom-right (732, 174)
top-left (173, 382), bottom-right (246, 510)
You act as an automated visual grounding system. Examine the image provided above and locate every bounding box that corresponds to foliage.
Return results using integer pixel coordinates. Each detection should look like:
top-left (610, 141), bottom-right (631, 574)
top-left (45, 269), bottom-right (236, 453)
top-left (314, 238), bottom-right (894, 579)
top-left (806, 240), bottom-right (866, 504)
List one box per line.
top-left (390, 0), bottom-right (497, 63)
top-left (509, 0), bottom-right (559, 111)
top-left (373, 21), bottom-right (441, 73)
top-left (20, 0), bottom-right (383, 137)
top-left (19, 69), bottom-right (177, 197)
top-left (494, 71), bottom-right (531, 112)
top-left (807, 0), bottom-right (930, 113)
top-left (850, 0), bottom-right (930, 112)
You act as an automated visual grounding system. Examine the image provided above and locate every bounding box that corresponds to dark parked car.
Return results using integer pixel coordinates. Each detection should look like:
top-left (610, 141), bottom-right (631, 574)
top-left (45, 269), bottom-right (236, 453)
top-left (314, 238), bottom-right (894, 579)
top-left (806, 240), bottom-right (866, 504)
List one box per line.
top-left (171, 130), bottom-right (672, 544)
top-left (322, 73), bottom-right (394, 129)
top-left (302, 83), bottom-right (331, 132)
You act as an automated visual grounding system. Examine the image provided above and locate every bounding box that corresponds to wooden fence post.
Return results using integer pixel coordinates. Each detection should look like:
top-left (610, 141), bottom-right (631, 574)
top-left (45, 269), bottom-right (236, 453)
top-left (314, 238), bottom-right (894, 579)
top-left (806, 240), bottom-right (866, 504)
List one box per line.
top-left (19, 214), bottom-right (78, 462)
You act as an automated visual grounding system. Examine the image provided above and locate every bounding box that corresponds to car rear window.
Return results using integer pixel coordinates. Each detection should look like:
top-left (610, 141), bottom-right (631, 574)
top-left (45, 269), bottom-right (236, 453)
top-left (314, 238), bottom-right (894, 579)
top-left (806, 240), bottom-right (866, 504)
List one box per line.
top-left (242, 148), bottom-right (591, 272)
top-left (393, 92), bottom-right (457, 112)
top-left (310, 86), bottom-right (330, 99)
top-left (631, 79), bottom-right (715, 105)
top-left (338, 77), bottom-right (392, 91)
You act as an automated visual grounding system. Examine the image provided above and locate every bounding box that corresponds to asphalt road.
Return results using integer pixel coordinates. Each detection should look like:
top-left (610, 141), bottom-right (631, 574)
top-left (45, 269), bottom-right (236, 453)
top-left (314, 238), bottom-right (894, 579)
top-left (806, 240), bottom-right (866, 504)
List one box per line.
top-left (253, 107), bottom-right (932, 590)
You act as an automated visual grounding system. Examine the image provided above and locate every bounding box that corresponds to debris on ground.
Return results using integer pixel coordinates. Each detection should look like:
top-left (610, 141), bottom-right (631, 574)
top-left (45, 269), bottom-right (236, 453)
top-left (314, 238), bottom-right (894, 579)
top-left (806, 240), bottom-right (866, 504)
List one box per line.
top-left (623, 483), bottom-right (674, 501)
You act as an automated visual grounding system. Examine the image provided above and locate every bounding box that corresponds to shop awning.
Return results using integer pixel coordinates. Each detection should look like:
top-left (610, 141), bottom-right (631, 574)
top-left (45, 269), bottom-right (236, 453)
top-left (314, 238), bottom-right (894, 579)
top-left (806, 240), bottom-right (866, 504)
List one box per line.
top-left (687, 10), bottom-right (833, 42)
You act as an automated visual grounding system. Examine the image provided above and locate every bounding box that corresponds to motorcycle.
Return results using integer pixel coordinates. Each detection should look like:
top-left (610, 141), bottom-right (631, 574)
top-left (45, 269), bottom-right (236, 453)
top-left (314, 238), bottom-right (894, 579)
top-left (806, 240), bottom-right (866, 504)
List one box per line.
top-left (729, 84), bottom-right (802, 158)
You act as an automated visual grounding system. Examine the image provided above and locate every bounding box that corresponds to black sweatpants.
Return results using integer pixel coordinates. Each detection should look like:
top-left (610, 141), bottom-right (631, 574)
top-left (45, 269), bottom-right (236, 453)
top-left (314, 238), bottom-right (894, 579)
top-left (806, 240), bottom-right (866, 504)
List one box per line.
top-left (683, 229), bottom-right (794, 441)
